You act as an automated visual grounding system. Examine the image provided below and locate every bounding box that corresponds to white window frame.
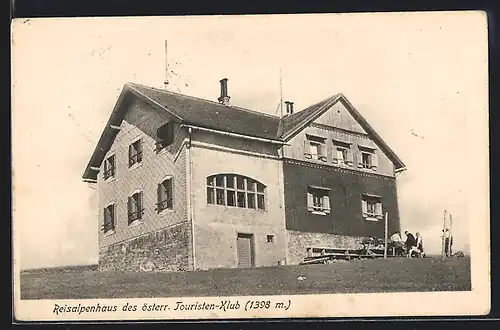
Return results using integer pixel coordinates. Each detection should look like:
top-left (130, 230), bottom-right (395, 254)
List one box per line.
top-left (206, 174), bottom-right (267, 211)
top-left (361, 194), bottom-right (383, 221)
top-left (357, 146), bottom-right (378, 171)
top-left (307, 185), bottom-right (331, 215)
top-left (304, 135), bottom-right (327, 162)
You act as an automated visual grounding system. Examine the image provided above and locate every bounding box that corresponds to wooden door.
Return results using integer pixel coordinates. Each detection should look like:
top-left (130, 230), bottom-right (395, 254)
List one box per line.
top-left (237, 233), bottom-right (254, 268)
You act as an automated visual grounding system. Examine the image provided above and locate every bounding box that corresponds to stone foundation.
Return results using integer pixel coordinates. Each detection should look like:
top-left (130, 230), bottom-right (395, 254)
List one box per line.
top-left (99, 222), bottom-right (190, 272)
top-left (287, 230), bottom-right (364, 265)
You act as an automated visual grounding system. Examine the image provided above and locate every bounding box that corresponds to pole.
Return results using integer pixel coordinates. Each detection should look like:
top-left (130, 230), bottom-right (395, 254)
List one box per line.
top-left (384, 212), bottom-right (388, 259)
top-left (441, 209), bottom-right (447, 260)
top-left (449, 213), bottom-right (453, 257)
top-left (279, 68), bottom-right (283, 117)
top-left (164, 40), bottom-right (169, 90)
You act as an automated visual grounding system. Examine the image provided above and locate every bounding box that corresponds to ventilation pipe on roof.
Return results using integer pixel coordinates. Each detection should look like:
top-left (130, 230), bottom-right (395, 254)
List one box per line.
top-left (284, 101), bottom-right (294, 115)
top-left (218, 78), bottom-right (230, 105)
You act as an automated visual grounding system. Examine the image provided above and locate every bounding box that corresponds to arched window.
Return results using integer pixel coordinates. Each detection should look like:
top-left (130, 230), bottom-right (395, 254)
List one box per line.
top-left (206, 174), bottom-right (266, 210)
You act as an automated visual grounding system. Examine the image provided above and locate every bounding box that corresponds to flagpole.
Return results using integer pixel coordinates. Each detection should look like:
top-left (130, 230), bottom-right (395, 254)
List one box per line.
top-left (441, 209), bottom-right (447, 260)
top-left (384, 212), bottom-right (388, 259)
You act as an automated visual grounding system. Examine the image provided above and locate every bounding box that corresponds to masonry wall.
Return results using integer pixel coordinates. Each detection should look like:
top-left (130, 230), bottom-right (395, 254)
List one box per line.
top-left (286, 230), bottom-right (364, 265)
top-left (189, 132), bottom-right (287, 270)
top-left (283, 160), bottom-right (401, 238)
top-left (98, 222), bottom-right (189, 271)
top-left (97, 98), bottom-right (190, 269)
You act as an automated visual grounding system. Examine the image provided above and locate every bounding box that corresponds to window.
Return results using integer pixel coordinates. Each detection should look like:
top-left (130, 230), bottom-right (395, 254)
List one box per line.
top-left (206, 174), bottom-right (266, 210)
top-left (357, 146), bottom-right (378, 170)
top-left (103, 154), bottom-right (116, 180)
top-left (332, 140), bottom-right (354, 166)
top-left (128, 139), bottom-right (143, 167)
top-left (102, 203), bottom-right (115, 234)
top-left (361, 194), bottom-right (383, 220)
top-left (127, 191), bottom-right (144, 224)
top-left (156, 122), bottom-right (175, 152)
top-left (267, 235), bottom-right (275, 243)
top-left (157, 177), bottom-right (173, 213)
top-left (307, 186), bottom-right (331, 215)
top-left (304, 135), bottom-right (327, 161)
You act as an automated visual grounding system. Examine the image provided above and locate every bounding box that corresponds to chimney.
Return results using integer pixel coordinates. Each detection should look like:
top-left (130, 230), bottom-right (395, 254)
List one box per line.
top-left (218, 78), bottom-right (230, 105)
top-left (284, 101), bottom-right (294, 115)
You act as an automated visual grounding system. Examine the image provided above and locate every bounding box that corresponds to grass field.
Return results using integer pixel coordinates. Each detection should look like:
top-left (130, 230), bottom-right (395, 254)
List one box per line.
top-left (20, 256), bottom-right (471, 300)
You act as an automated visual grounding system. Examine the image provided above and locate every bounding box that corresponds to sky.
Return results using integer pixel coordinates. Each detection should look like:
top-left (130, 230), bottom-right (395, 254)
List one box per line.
top-left (12, 12), bottom-right (488, 269)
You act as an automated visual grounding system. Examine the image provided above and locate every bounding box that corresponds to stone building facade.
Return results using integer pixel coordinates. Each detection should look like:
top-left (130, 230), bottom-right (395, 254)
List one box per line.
top-left (82, 79), bottom-right (406, 271)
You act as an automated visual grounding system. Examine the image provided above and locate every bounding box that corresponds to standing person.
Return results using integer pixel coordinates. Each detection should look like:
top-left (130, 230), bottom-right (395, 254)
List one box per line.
top-left (404, 231), bottom-right (417, 258)
top-left (443, 228), bottom-right (452, 257)
top-left (416, 232), bottom-right (424, 258)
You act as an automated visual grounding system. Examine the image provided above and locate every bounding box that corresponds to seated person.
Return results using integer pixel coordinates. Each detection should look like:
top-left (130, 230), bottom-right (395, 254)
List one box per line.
top-left (389, 232), bottom-right (405, 256)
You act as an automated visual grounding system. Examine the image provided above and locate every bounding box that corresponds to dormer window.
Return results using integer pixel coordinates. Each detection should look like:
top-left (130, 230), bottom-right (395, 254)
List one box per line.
top-left (304, 135), bottom-right (327, 162)
top-left (156, 121), bottom-right (175, 153)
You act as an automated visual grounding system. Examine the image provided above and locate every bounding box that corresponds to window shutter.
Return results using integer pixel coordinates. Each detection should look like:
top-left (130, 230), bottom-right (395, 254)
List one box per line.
top-left (318, 143), bottom-right (326, 160)
top-left (128, 144), bottom-right (133, 165)
top-left (371, 152), bottom-right (378, 170)
top-left (166, 122), bottom-right (175, 145)
top-left (346, 149), bottom-right (354, 166)
top-left (109, 205), bottom-right (114, 224)
top-left (139, 191), bottom-right (143, 212)
top-left (103, 207), bottom-right (109, 226)
top-left (361, 199), bottom-right (368, 217)
top-left (332, 148), bottom-right (339, 164)
top-left (156, 183), bottom-right (162, 212)
top-left (357, 152), bottom-right (364, 168)
top-left (127, 196), bottom-right (132, 220)
top-left (169, 178), bottom-right (174, 208)
top-left (307, 192), bottom-right (314, 211)
top-left (375, 202), bottom-right (383, 219)
top-left (323, 195), bottom-right (331, 213)
top-left (304, 140), bottom-right (311, 155)
top-left (137, 141), bottom-right (143, 162)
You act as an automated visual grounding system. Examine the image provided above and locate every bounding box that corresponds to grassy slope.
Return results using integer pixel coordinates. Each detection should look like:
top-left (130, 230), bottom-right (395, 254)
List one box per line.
top-left (20, 257), bottom-right (471, 300)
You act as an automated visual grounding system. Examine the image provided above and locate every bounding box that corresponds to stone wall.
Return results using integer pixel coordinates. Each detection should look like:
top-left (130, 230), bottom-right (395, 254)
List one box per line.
top-left (286, 230), bottom-right (364, 265)
top-left (98, 222), bottom-right (189, 272)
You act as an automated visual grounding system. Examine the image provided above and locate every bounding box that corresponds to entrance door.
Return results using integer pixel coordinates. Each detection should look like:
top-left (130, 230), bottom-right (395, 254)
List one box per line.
top-left (237, 233), bottom-right (255, 268)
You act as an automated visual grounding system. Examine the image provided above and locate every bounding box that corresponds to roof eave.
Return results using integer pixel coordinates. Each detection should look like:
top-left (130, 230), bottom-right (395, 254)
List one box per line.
top-left (81, 84), bottom-right (132, 181)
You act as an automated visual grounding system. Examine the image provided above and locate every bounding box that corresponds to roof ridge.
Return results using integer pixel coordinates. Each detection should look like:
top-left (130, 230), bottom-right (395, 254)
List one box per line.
top-left (126, 82), bottom-right (280, 120)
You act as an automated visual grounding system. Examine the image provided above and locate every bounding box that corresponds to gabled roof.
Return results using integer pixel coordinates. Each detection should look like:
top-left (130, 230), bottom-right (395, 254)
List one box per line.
top-left (278, 93), bottom-right (406, 171)
top-left (127, 83), bottom-right (281, 140)
top-left (82, 83), bottom-right (405, 181)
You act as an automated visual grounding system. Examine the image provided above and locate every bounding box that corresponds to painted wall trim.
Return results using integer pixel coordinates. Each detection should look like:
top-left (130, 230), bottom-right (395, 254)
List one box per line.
top-left (191, 141), bottom-right (281, 160)
top-left (180, 124), bottom-right (286, 145)
top-left (186, 127), bottom-right (196, 270)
